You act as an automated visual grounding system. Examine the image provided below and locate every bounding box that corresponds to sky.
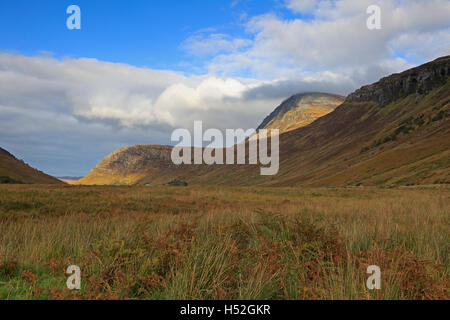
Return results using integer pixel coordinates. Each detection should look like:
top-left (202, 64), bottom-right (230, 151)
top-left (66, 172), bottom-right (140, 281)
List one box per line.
top-left (0, 0), bottom-right (449, 176)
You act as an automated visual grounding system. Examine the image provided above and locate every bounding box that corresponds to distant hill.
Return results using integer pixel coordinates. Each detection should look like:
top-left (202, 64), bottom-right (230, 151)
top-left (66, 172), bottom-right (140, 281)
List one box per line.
top-left (257, 92), bottom-right (344, 133)
top-left (56, 176), bottom-right (84, 184)
top-left (76, 145), bottom-right (174, 185)
top-left (78, 56), bottom-right (450, 187)
top-left (57, 176), bottom-right (84, 180)
top-left (0, 148), bottom-right (64, 184)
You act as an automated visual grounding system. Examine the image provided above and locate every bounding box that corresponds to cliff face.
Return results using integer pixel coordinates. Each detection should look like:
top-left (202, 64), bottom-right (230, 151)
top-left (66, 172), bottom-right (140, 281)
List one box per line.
top-left (347, 56), bottom-right (450, 107)
top-left (257, 92), bottom-right (345, 133)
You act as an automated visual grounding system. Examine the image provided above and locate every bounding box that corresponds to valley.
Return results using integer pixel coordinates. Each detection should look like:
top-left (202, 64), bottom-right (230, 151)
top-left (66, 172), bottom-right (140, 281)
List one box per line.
top-left (77, 56), bottom-right (450, 187)
top-left (1, 56), bottom-right (449, 301)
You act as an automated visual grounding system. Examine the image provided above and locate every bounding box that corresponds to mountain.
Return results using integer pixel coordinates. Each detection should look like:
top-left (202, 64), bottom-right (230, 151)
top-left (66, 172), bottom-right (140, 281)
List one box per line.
top-left (0, 147), bottom-right (64, 184)
top-left (76, 93), bottom-right (341, 186)
top-left (76, 145), bottom-right (174, 185)
top-left (257, 92), bottom-right (344, 133)
top-left (78, 56), bottom-right (450, 186)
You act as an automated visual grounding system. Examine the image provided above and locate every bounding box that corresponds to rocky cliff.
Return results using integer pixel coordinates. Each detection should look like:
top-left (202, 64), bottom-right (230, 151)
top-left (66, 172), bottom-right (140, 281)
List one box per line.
top-left (347, 56), bottom-right (450, 107)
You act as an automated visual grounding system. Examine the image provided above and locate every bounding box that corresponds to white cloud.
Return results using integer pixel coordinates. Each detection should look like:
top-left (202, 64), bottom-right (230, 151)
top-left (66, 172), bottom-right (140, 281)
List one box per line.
top-left (182, 33), bottom-right (252, 57)
top-left (206, 0), bottom-right (450, 78)
top-left (0, 53), bottom-right (363, 134)
top-left (284, 0), bottom-right (319, 13)
top-left (0, 53), bottom-right (282, 132)
top-left (389, 27), bottom-right (450, 62)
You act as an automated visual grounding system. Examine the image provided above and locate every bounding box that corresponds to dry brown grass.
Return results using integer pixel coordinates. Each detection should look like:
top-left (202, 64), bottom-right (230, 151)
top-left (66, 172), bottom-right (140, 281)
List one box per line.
top-left (0, 184), bottom-right (448, 299)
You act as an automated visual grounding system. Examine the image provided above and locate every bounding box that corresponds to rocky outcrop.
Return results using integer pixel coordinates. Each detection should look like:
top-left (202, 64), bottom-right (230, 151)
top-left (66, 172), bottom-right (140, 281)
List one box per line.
top-left (88, 144), bottom-right (174, 175)
top-left (76, 144), bottom-right (176, 185)
top-left (347, 56), bottom-right (450, 107)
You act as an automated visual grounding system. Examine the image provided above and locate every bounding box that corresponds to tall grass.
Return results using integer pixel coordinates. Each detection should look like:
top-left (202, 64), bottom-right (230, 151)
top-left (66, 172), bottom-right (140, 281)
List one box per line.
top-left (0, 184), bottom-right (448, 299)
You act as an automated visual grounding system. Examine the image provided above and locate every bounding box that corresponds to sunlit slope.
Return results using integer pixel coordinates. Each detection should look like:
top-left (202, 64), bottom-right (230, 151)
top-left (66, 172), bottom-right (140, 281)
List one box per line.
top-left (257, 92), bottom-right (344, 133)
top-left (75, 145), bottom-right (175, 185)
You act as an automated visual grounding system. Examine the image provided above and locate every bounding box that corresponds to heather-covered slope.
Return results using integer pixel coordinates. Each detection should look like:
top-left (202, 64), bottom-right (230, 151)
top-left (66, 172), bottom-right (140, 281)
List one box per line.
top-left (78, 56), bottom-right (450, 186)
top-left (0, 147), bottom-right (64, 184)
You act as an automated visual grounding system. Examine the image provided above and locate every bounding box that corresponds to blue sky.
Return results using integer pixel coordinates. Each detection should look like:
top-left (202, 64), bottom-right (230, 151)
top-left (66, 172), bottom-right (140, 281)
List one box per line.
top-left (0, 0), bottom-right (449, 176)
top-left (0, 0), bottom-right (298, 72)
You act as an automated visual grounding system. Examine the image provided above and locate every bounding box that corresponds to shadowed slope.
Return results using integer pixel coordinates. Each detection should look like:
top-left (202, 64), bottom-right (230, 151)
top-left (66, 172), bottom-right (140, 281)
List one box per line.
top-left (0, 148), bottom-right (64, 184)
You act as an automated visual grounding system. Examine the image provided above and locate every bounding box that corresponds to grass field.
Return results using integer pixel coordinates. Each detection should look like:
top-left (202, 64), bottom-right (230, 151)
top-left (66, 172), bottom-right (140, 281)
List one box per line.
top-left (0, 184), bottom-right (448, 300)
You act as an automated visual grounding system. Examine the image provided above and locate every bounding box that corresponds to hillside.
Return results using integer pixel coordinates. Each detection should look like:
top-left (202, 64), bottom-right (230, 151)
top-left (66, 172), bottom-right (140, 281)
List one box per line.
top-left (0, 148), bottom-right (64, 184)
top-left (76, 145), bottom-right (175, 185)
top-left (78, 56), bottom-right (450, 187)
top-left (257, 92), bottom-right (344, 133)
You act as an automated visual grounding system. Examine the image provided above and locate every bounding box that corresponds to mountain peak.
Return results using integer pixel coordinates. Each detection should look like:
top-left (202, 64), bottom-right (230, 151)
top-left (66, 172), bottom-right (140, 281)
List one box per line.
top-left (257, 92), bottom-right (345, 133)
